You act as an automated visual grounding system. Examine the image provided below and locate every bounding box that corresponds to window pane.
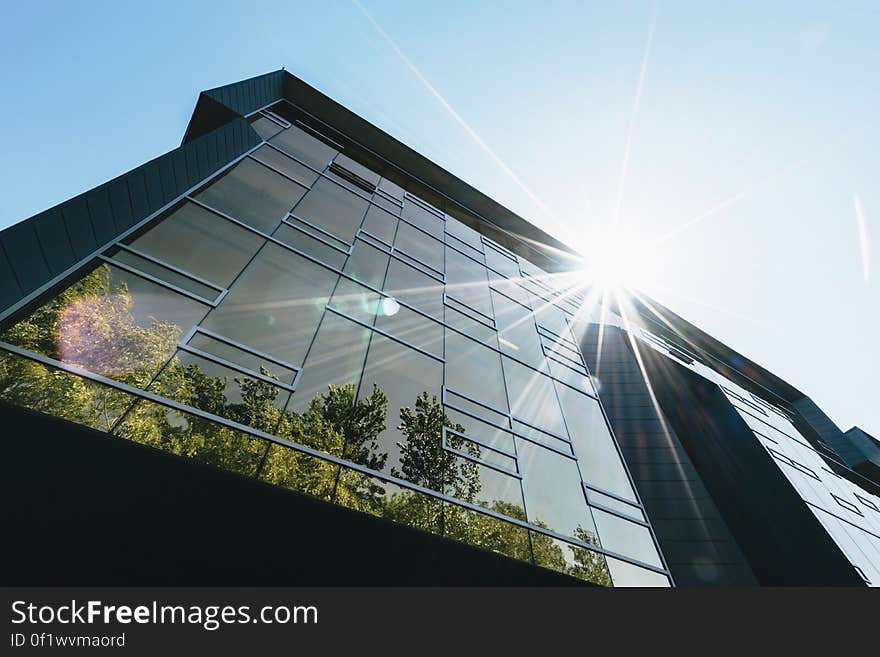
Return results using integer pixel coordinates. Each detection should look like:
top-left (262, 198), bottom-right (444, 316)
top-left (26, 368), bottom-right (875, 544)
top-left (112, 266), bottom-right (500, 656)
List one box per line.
top-left (606, 557), bottom-right (671, 587)
top-left (444, 304), bottom-right (498, 348)
top-left (194, 158), bottom-right (306, 234)
top-left (444, 407), bottom-right (516, 457)
top-left (251, 145), bottom-right (320, 187)
top-left (110, 249), bottom-right (219, 302)
top-left (492, 290), bottom-right (544, 368)
top-left (375, 302), bottom-right (443, 359)
top-left (556, 383), bottom-right (637, 502)
top-left (201, 243), bottom-right (338, 367)
top-left (1, 263), bottom-right (208, 389)
top-left (592, 508), bottom-right (663, 569)
top-left (444, 330), bottom-right (508, 413)
top-left (361, 204), bottom-right (399, 243)
top-left (289, 311), bottom-right (371, 413)
top-left (187, 330), bottom-right (298, 384)
top-left (516, 437), bottom-right (598, 542)
top-left (114, 399), bottom-right (269, 477)
top-left (485, 245), bottom-right (520, 279)
top-left (292, 177), bottom-right (369, 245)
top-left (337, 467), bottom-right (442, 535)
top-left (258, 443), bottom-right (339, 501)
top-left (503, 357), bottom-right (568, 438)
top-left (445, 430), bottom-right (517, 472)
top-left (0, 352), bottom-right (138, 432)
top-left (587, 490), bottom-right (645, 522)
top-left (489, 269), bottom-right (531, 306)
top-left (394, 221), bottom-right (444, 273)
top-left (127, 202), bottom-right (264, 288)
top-left (370, 193), bottom-right (402, 217)
top-left (512, 420), bottom-right (572, 454)
top-left (250, 116), bottom-right (283, 140)
top-left (344, 240), bottom-right (390, 290)
top-left (548, 358), bottom-right (596, 396)
top-left (443, 503), bottom-right (531, 562)
top-left (356, 332), bottom-right (443, 483)
top-left (333, 153), bottom-right (380, 186)
top-left (402, 198), bottom-right (444, 238)
top-left (534, 300), bottom-right (574, 341)
top-left (445, 248), bottom-right (493, 319)
top-left (148, 351), bottom-right (292, 431)
top-left (383, 258), bottom-right (444, 320)
top-left (443, 388), bottom-right (510, 431)
top-left (378, 177), bottom-right (405, 201)
top-left (329, 277), bottom-right (381, 325)
top-left (445, 215), bottom-right (484, 254)
top-left (443, 452), bottom-right (524, 517)
top-left (531, 532), bottom-right (611, 586)
top-left (268, 125), bottom-right (337, 171)
top-left (273, 223), bottom-right (348, 269)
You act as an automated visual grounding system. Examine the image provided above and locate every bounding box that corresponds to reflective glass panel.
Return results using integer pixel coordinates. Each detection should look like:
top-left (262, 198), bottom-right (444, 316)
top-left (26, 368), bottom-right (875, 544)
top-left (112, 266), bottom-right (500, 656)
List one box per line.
top-left (531, 533), bottom-right (611, 585)
top-left (289, 311), bottom-right (371, 413)
top-left (273, 223), bottom-right (348, 269)
top-left (201, 243), bottom-right (338, 367)
top-left (337, 468), bottom-right (442, 535)
top-left (0, 352), bottom-right (138, 432)
top-left (194, 158), bottom-right (306, 234)
top-left (606, 557), bottom-right (671, 587)
top-left (114, 399), bottom-right (269, 477)
top-left (394, 221), bottom-right (444, 274)
top-left (148, 350), bottom-right (292, 431)
top-left (445, 248), bottom-right (493, 319)
top-left (127, 201), bottom-right (264, 287)
top-left (375, 302), bottom-right (444, 359)
top-left (555, 383), bottom-right (637, 502)
top-left (516, 437), bottom-right (598, 542)
top-left (249, 116), bottom-right (283, 140)
top-left (361, 204), bottom-right (399, 244)
top-left (492, 290), bottom-right (544, 369)
top-left (401, 198), bottom-right (444, 238)
top-left (268, 125), bottom-right (337, 171)
top-left (186, 330), bottom-right (298, 385)
top-left (333, 153), bottom-right (380, 186)
top-left (0, 263), bottom-right (208, 390)
top-left (503, 357), bottom-right (568, 438)
top-left (444, 330), bottom-right (508, 413)
top-left (383, 258), bottom-right (444, 320)
top-left (292, 177), bottom-right (369, 245)
top-left (356, 332), bottom-right (443, 482)
top-left (110, 249), bottom-right (220, 302)
top-left (443, 503), bottom-right (531, 562)
top-left (344, 239), bottom-right (390, 289)
top-left (251, 145), bottom-right (320, 187)
top-left (592, 508), bottom-right (662, 568)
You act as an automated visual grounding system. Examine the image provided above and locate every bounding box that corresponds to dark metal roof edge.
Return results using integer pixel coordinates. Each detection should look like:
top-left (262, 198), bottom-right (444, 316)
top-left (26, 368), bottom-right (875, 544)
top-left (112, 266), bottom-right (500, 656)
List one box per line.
top-left (627, 294), bottom-right (807, 403)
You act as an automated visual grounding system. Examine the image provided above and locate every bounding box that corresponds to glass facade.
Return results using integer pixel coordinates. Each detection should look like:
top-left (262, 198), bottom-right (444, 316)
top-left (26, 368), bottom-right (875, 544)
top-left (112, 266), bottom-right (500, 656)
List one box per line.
top-left (635, 327), bottom-right (880, 585)
top-left (0, 105), bottom-right (668, 586)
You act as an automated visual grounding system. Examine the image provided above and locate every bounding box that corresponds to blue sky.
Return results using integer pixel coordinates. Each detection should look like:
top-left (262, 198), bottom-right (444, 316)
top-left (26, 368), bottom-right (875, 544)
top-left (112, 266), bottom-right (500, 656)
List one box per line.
top-left (1, 1), bottom-right (877, 434)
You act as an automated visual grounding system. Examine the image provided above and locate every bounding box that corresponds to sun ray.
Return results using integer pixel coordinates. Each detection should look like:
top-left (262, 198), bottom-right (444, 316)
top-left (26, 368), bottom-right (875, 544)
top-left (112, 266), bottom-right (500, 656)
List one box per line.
top-left (854, 194), bottom-right (871, 284)
top-left (350, 0), bottom-right (560, 227)
top-left (612, 6), bottom-right (658, 227)
top-left (653, 159), bottom-right (805, 246)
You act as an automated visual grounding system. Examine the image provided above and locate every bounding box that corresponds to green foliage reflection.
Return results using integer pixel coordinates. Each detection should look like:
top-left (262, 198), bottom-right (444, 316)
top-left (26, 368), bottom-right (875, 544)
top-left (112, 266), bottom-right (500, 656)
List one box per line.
top-left (0, 264), bottom-right (611, 585)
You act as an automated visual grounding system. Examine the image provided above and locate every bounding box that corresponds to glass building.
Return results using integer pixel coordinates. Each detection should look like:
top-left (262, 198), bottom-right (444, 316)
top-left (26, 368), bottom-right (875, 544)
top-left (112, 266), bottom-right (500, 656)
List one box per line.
top-left (1, 70), bottom-right (876, 586)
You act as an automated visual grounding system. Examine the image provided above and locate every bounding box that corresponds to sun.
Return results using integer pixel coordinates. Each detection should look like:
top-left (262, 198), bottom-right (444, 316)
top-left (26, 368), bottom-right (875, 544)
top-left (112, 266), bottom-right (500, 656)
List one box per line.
top-left (575, 224), bottom-right (655, 296)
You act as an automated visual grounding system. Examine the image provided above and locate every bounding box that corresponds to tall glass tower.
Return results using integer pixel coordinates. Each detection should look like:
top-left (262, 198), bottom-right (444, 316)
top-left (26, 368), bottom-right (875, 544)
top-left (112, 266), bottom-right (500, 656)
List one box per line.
top-left (1, 71), bottom-right (877, 587)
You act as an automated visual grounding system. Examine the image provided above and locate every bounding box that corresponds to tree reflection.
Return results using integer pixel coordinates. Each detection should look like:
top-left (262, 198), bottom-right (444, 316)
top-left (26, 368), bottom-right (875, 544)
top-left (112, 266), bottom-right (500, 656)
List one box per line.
top-left (0, 264), bottom-right (611, 584)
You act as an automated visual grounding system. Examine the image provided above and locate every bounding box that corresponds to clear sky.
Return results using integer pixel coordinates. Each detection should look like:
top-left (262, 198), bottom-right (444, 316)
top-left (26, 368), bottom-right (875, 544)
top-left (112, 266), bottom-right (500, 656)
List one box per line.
top-left (1, 1), bottom-right (877, 435)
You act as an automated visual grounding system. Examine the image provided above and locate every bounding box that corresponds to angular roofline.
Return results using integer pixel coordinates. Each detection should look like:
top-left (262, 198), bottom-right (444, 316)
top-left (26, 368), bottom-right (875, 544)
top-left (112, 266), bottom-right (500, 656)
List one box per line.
top-left (0, 68), bottom-right (819, 413)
